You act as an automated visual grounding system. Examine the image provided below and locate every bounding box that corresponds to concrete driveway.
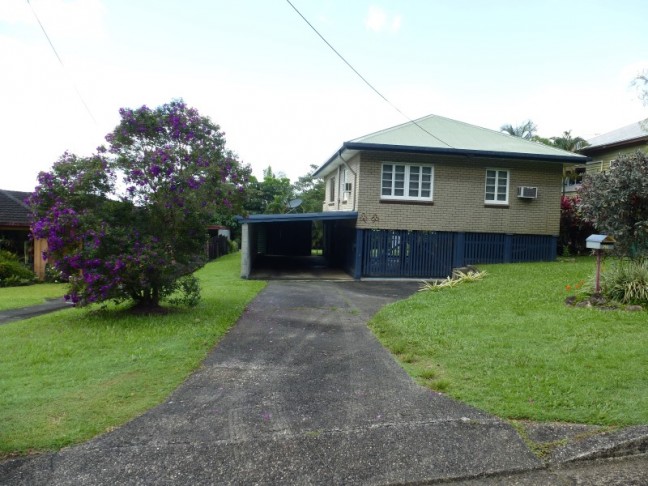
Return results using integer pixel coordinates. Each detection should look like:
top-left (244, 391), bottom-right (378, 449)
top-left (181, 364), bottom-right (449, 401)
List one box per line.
top-left (0, 281), bottom-right (553, 484)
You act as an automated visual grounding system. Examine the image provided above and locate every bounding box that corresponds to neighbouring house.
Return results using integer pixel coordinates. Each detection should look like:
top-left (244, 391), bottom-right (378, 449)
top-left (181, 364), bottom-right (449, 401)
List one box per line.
top-left (0, 189), bottom-right (47, 279)
top-left (239, 115), bottom-right (588, 280)
top-left (580, 119), bottom-right (648, 174)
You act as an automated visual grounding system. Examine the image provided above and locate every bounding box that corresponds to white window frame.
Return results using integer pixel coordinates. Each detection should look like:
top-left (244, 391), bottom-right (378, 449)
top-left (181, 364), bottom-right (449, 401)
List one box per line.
top-left (381, 162), bottom-right (434, 202)
top-left (484, 168), bottom-right (510, 205)
top-left (328, 176), bottom-right (335, 203)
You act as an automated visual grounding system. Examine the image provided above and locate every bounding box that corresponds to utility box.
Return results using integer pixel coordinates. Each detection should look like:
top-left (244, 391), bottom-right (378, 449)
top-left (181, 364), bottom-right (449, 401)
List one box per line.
top-left (586, 234), bottom-right (615, 251)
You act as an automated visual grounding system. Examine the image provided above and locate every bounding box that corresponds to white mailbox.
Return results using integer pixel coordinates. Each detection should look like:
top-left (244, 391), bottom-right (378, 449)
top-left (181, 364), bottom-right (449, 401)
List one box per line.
top-left (585, 234), bottom-right (615, 251)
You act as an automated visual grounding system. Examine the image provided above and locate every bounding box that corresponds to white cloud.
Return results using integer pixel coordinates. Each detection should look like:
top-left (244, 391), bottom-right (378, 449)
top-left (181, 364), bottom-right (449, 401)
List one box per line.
top-left (365, 6), bottom-right (401, 33)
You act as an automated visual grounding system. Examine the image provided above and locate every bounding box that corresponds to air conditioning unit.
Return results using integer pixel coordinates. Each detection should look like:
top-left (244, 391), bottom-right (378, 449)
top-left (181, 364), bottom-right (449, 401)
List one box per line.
top-left (517, 186), bottom-right (538, 199)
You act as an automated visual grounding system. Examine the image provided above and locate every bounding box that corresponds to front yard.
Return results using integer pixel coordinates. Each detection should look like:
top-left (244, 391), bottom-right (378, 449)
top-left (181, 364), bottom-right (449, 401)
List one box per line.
top-left (0, 253), bottom-right (265, 458)
top-left (369, 257), bottom-right (648, 426)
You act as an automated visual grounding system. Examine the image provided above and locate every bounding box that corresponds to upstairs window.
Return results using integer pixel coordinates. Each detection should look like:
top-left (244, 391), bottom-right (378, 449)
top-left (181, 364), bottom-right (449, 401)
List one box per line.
top-left (485, 169), bottom-right (509, 204)
top-left (381, 163), bottom-right (433, 201)
top-left (329, 177), bottom-right (335, 203)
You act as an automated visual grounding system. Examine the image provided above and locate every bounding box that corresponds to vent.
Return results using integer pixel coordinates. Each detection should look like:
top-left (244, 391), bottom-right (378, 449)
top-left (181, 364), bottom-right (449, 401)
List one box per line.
top-left (517, 186), bottom-right (538, 199)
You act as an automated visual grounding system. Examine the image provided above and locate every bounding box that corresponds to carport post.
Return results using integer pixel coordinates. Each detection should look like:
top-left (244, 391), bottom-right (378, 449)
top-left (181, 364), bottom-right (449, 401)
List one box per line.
top-left (240, 223), bottom-right (251, 278)
top-left (353, 229), bottom-right (363, 279)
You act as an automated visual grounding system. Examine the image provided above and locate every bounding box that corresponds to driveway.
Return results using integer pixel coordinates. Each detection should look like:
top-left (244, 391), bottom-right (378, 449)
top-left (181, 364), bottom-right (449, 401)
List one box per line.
top-left (2, 281), bottom-right (542, 484)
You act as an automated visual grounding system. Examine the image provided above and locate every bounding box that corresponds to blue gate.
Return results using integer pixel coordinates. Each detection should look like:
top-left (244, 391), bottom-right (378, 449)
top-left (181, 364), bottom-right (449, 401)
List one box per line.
top-left (361, 230), bottom-right (454, 278)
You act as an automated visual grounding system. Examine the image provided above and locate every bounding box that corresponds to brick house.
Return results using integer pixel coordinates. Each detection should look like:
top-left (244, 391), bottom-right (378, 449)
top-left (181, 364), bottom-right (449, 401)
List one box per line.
top-left (239, 115), bottom-right (588, 279)
top-left (0, 189), bottom-right (47, 279)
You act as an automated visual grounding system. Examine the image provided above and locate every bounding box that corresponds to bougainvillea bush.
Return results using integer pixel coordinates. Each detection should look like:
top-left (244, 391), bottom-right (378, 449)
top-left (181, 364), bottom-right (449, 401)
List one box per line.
top-left (29, 100), bottom-right (250, 309)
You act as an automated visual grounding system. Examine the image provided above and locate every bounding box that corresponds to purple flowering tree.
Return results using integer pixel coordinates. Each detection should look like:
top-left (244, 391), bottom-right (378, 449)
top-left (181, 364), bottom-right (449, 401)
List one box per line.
top-left (29, 99), bottom-right (250, 310)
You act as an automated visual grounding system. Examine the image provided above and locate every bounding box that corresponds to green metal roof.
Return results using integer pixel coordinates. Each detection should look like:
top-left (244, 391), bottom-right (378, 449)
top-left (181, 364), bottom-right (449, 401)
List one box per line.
top-left (314, 114), bottom-right (589, 177)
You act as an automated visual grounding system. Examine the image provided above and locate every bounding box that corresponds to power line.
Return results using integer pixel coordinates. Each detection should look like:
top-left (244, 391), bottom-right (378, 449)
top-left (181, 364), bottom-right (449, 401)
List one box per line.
top-left (26, 0), bottom-right (97, 125)
top-left (285, 0), bottom-right (452, 148)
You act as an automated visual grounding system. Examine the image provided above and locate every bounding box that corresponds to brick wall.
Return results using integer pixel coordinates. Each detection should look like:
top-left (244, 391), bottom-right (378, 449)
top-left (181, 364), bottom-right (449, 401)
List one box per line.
top-left (353, 151), bottom-right (562, 236)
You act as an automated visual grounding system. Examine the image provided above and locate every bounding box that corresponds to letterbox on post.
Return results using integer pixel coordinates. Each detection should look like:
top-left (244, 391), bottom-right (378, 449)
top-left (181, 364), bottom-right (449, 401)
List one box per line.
top-left (585, 234), bottom-right (615, 292)
top-left (586, 234), bottom-right (616, 251)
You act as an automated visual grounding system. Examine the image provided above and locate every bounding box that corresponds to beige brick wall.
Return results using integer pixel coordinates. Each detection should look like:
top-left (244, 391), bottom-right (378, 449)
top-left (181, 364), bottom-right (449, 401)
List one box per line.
top-left (352, 152), bottom-right (562, 235)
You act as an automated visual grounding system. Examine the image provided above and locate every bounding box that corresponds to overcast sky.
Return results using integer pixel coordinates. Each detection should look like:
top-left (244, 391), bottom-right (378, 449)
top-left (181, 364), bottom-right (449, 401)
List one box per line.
top-left (2, 0), bottom-right (647, 191)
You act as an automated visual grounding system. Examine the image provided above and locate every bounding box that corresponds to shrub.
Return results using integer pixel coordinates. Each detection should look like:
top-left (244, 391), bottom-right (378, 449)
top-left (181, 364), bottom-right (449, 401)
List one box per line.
top-left (578, 151), bottom-right (648, 259)
top-left (44, 263), bottom-right (68, 283)
top-left (0, 250), bottom-right (36, 287)
top-left (601, 259), bottom-right (648, 306)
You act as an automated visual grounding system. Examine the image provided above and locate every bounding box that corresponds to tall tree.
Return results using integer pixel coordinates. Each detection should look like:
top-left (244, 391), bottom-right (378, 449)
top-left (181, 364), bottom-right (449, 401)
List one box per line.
top-left (243, 166), bottom-right (294, 214)
top-left (500, 120), bottom-right (538, 140)
top-left (293, 164), bottom-right (325, 213)
top-left (30, 100), bottom-right (249, 310)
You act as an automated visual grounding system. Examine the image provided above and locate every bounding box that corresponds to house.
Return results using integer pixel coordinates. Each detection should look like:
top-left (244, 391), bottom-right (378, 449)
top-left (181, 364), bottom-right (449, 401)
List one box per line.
top-left (0, 189), bottom-right (47, 279)
top-left (580, 119), bottom-right (648, 174)
top-left (239, 115), bottom-right (588, 280)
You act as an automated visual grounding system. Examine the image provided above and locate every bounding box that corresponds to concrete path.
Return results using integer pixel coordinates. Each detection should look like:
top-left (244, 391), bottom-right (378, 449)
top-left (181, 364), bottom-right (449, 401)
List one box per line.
top-left (3, 281), bottom-right (642, 484)
top-left (0, 298), bottom-right (70, 325)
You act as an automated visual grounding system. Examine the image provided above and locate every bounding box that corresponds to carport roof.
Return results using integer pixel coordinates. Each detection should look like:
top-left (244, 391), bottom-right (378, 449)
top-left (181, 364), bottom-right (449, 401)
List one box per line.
top-left (237, 211), bottom-right (358, 224)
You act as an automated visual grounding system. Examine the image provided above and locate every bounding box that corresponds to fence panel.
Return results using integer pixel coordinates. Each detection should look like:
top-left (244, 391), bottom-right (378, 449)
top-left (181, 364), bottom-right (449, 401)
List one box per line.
top-left (464, 233), bottom-right (506, 264)
top-left (361, 230), bottom-right (454, 278)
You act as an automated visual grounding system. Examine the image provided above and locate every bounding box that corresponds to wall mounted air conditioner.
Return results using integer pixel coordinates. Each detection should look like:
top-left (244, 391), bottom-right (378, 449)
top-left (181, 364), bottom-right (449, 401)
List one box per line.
top-left (517, 186), bottom-right (538, 199)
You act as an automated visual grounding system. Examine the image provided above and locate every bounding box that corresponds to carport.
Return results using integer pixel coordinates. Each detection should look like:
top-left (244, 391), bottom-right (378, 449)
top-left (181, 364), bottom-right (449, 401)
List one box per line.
top-left (238, 211), bottom-right (358, 280)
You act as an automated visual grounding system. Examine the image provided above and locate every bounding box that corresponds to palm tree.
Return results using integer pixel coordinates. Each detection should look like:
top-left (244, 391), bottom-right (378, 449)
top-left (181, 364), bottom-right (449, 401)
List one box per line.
top-left (550, 130), bottom-right (589, 152)
top-left (500, 120), bottom-right (538, 140)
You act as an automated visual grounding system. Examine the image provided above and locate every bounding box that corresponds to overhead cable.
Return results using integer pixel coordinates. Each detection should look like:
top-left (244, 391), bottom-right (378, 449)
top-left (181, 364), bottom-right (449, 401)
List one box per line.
top-left (285, 0), bottom-right (452, 147)
top-left (26, 0), bottom-right (97, 125)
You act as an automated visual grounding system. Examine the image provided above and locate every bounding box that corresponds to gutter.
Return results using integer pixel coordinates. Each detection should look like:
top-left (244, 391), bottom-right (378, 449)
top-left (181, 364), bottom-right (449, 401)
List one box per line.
top-left (343, 142), bottom-right (591, 164)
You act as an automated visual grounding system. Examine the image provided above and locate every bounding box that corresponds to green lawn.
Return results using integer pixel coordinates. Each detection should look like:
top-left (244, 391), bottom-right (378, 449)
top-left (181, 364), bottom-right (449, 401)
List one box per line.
top-left (0, 283), bottom-right (67, 311)
top-left (0, 253), bottom-right (265, 457)
top-left (369, 257), bottom-right (648, 426)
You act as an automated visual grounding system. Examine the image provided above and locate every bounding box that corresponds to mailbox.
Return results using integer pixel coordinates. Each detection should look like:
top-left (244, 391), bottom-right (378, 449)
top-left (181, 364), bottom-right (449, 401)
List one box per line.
top-left (586, 234), bottom-right (615, 251)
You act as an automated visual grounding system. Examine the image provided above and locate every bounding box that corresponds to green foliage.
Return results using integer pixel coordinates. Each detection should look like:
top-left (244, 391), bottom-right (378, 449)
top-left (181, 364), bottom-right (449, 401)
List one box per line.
top-left (293, 164), bottom-right (325, 213)
top-left (419, 270), bottom-right (487, 291)
top-left (549, 130), bottom-right (589, 152)
top-left (165, 274), bottom-right (201, 307)
top-left (244, 166), bottom-right (294, 214)
top-left (44, 263), bottom-right (67, 283)
top-left (560, 195), bottom-right (594, 255)
top-left (0, 250), bottom-right (36, 287)
top-left (601, 259), bottom-right (648, 305)
top-left (578, 151), bottom-right (648, 259)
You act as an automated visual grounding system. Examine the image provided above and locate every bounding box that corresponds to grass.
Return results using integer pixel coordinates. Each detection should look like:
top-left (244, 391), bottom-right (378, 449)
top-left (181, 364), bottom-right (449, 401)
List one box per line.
top-left (0, 253), bottom-right (265, 458)
top-left (0, 283), bottom-right (67, 311)
top-left (369, 257), bottom-right (648, 426)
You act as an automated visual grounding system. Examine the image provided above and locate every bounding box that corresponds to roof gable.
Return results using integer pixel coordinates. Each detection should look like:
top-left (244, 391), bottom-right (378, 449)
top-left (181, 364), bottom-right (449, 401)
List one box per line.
top-left (315, 114), bottom-right (588, 177)
top-left (0, 189), bottom-right (32, 226)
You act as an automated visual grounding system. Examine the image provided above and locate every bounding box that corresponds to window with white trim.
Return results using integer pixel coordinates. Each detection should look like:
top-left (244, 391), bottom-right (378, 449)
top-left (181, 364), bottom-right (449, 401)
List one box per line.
top-left (329, 177), bottom-right (335, 203)
top-left (381, 163), bottom-right (433, 201)
top-left (485, 169), bottom-right (509, 204)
